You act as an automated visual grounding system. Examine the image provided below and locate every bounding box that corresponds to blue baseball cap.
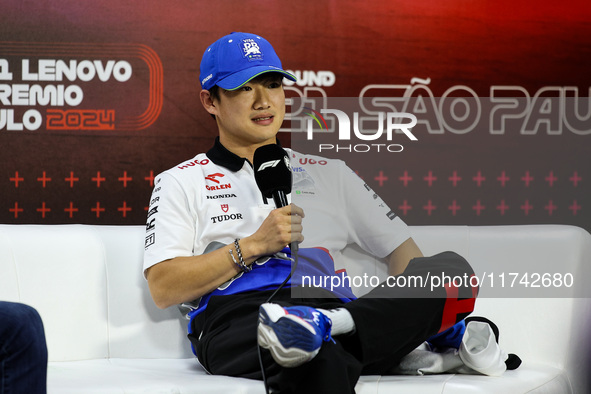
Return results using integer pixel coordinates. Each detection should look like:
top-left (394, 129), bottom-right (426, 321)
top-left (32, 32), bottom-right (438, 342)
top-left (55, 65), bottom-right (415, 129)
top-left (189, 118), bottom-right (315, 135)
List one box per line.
top-left (199, 32), bottom-right (296, 91)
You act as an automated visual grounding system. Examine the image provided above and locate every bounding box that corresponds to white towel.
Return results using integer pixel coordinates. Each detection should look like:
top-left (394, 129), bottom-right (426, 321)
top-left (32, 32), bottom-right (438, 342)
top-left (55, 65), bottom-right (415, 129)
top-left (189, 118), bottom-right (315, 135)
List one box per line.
top-left (393, 320), bottom-right (508, 376)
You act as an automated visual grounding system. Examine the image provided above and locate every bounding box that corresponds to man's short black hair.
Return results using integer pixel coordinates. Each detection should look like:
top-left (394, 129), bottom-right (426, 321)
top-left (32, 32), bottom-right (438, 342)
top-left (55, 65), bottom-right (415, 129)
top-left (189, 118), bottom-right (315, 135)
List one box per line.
top-left (208, 85), bottom-right (220, 120)
top-left (208, 85), bottom-right (220, 102)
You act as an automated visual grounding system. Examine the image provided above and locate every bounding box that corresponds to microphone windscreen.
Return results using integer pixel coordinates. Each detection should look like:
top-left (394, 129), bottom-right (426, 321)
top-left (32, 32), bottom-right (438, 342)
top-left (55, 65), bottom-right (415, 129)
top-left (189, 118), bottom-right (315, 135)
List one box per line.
top-left (253, 144), bottom-right (292, 198)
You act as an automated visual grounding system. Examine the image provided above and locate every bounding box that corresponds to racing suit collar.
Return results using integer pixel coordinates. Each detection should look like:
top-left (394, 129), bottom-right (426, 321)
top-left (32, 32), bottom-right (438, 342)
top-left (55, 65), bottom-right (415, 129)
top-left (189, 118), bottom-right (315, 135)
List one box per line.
top-left (206, 137), bottom-right (282, 172)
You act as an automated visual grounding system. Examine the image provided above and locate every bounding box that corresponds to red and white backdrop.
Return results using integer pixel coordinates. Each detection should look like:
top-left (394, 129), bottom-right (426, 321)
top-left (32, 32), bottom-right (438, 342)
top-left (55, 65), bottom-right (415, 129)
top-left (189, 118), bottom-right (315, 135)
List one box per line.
top-left (1, 0), bottom-right (589, 232)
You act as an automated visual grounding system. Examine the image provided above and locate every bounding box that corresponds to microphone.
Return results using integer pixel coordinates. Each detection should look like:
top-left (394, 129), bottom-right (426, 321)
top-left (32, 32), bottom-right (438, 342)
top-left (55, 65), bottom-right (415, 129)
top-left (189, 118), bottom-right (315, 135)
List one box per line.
top-left (253, 144), bottom-right (297, 252)
top-left (253, 144), bottom-right (296, 394)
top-left (253, 144), bottom-right (292, 208)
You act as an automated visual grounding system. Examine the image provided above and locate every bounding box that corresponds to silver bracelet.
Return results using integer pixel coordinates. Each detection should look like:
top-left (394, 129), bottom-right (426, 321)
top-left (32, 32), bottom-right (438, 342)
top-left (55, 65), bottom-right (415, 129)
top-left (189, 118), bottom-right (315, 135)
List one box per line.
top-left (234, 238), bottom-right (251, 272)
top-left (229, 248), bottom-right (241, 272)
top-left (229, 241), bottom-right (251, 273)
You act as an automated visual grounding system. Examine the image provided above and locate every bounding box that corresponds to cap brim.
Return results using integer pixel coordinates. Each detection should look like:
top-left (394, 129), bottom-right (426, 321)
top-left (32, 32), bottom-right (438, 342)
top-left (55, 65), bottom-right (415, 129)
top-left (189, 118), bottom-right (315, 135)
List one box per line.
top-left (216, 66), bottom-right (296, 91)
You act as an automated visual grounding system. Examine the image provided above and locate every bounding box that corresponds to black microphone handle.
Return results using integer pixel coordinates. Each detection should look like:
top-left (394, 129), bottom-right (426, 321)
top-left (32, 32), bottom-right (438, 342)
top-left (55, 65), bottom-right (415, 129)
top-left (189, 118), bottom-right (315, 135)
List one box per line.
top-left (271, 190), bottom-right (298, 253)
top-left (272, 190), bottom-right (289, 209)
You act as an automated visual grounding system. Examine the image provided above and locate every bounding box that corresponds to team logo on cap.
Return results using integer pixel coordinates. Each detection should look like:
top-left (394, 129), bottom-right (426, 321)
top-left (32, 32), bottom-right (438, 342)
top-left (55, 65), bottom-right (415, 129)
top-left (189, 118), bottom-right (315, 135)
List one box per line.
top-left (241, 38), bottom-right (263, 61)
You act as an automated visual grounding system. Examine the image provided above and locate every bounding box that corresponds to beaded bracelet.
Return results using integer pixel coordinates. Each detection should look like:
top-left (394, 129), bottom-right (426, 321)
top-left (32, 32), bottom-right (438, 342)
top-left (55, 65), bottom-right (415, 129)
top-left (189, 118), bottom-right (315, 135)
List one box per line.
top-left (228, 248), bottom-right (241, 271)
top-left (234, 238), bottom-right (251, 272)
top-left (229, 239), bottom-right (251, 273)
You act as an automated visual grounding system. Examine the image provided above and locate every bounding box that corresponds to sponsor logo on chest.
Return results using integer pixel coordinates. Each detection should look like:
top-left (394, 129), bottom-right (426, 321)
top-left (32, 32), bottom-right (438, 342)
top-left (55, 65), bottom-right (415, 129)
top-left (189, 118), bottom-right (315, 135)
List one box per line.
top-left (206, 193), bottom-right (237, 200)
top-left (211, 213), bottom-right (243, 224)
top-left (210, 203), bottom-right (243, 224)
top-left (205, 173), bottom-right (232, 191)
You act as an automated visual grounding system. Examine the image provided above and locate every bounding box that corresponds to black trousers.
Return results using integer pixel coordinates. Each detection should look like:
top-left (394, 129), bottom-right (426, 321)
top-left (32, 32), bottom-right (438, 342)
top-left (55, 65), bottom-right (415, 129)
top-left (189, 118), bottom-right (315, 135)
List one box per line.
top-left (190, 251), bottom-right (477, 394)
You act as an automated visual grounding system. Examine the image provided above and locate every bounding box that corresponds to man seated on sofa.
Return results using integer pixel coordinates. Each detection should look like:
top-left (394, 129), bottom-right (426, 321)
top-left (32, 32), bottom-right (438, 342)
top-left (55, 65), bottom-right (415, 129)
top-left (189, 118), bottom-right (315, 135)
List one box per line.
top-left (142, 32), bottom-right (503, 393)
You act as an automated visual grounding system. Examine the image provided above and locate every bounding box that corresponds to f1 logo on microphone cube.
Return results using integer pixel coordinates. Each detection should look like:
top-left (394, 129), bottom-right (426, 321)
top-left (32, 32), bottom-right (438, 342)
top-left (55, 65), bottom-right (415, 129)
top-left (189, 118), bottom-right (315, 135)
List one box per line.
top-left (257, 156), bottom-right (291, 173)
top-left (258, 160), bottom-right (280, 172)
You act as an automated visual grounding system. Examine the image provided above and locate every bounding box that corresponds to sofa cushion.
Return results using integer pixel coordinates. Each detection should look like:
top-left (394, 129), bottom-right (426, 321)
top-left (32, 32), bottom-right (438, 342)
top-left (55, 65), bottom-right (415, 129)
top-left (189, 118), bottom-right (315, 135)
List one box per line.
top-left (47, 359), bottom-right (570, 393)
top-left (0, 225), bottom-right (110, 361)
top-left (3, 224), bottom-right (588, 393)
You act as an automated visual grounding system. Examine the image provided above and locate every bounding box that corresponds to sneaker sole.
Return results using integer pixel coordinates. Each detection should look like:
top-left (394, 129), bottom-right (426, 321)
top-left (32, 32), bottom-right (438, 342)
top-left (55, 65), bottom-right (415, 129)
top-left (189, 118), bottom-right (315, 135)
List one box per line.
top-left (257, 303), bottom-right (320, 368)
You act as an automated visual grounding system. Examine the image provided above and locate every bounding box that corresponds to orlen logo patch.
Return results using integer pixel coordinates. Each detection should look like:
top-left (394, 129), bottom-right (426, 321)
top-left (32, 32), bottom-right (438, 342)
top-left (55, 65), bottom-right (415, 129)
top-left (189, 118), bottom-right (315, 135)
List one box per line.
top-left (205, 173), bottom-right (224, 183)
top-left (0, 42), bottom-right (163, 132)
top-left (205, 173), bottom-right (231, 191)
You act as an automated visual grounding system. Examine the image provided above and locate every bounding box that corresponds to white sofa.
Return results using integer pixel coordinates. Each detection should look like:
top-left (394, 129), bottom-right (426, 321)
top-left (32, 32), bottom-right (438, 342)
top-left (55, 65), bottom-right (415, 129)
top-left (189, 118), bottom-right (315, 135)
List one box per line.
top-left (0, 224), bottom-right (589, 393)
